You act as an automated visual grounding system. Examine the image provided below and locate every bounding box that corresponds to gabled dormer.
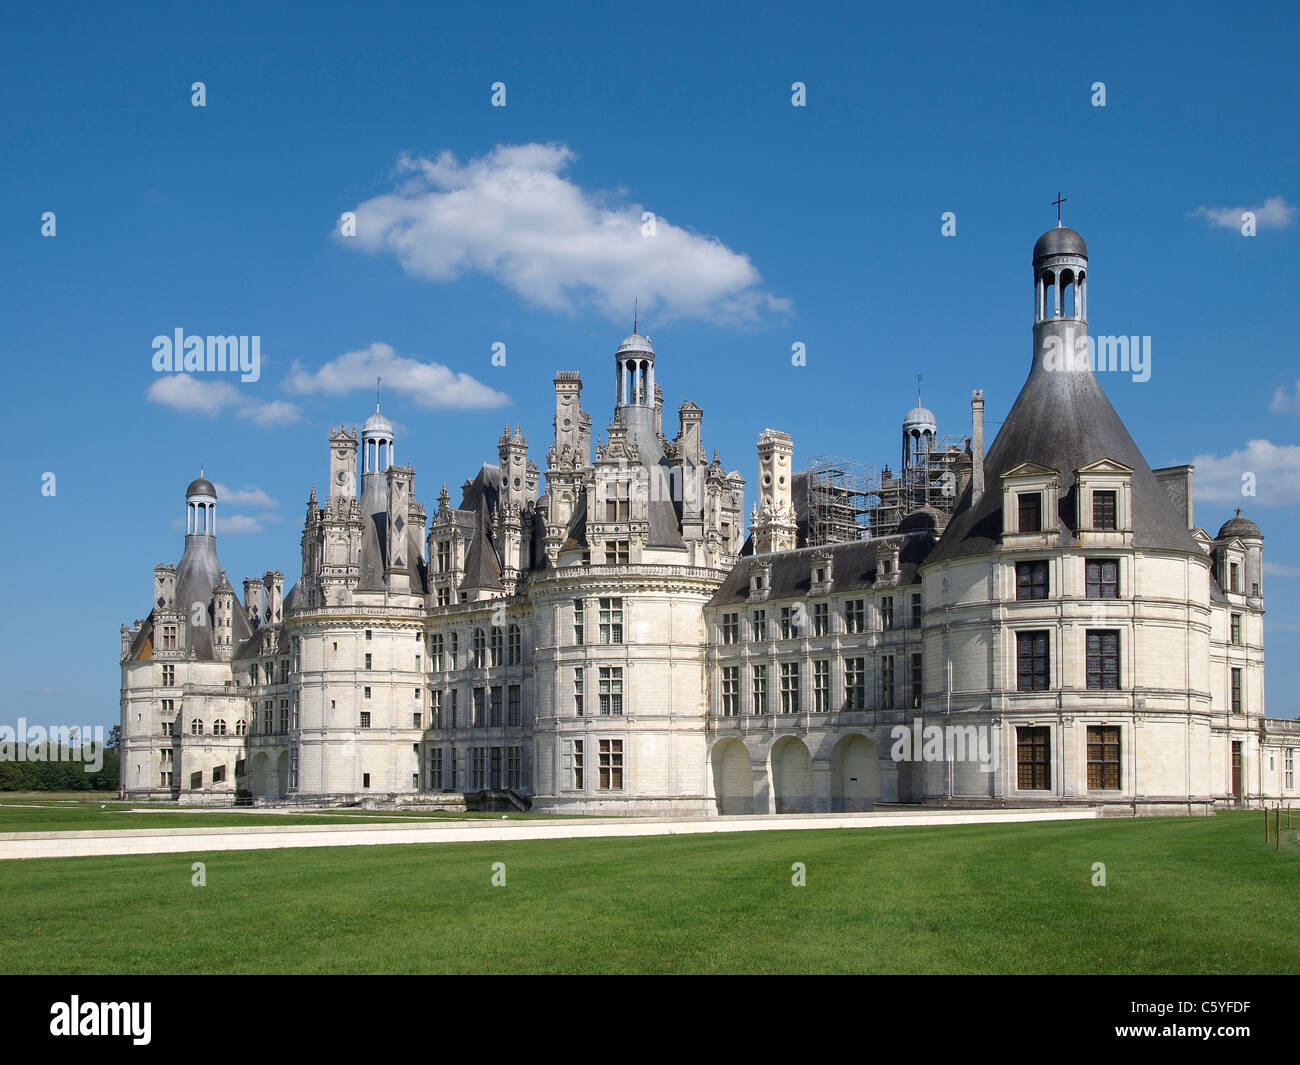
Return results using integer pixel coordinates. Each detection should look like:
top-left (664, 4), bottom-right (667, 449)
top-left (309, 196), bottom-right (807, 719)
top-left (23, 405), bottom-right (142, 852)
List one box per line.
top-left (750, 559), bottom-right (772, 602)
top-left (811, 550), bottom-right (833, 592)
top-left (1000, 461), bottom-right (1059, 550)
top-left (874, 541), bottom-right (900, 588)
top-left (1074, 458), bottom-right (1134, 547)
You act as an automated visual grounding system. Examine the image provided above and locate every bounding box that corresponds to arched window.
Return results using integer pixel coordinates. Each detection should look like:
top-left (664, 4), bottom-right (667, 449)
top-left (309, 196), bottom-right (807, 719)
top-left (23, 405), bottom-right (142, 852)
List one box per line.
top-left (473, 628), bottom-right (486, 668)
top-left (508, 624), bottom-right (521, 666)
top-left (191, 719), bottom-right (203, 735)
top-left (489, 627), bottom-right (503, 667)
top-left (213, 719), bottom-right (227, 736)
top-left (236, 720), bottom-right (247, 737)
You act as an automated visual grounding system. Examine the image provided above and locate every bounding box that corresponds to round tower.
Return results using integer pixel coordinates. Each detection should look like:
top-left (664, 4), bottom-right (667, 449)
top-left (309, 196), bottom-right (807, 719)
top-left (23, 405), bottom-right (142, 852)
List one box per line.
top-left (613, 331), bottom-right (660, 458)
top-left (361, 404), bottom-right (394, 515)
top-left (1032, 224), bottom-right (1089, 373)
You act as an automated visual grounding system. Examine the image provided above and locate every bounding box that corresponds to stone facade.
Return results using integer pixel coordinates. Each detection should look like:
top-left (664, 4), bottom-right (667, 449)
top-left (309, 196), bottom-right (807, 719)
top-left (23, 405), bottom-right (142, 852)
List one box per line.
top-left (120, 226), bottom-right (1295, 815)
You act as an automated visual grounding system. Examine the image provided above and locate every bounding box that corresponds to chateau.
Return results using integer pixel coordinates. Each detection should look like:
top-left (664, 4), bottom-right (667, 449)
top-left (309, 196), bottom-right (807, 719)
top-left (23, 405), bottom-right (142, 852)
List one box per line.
top-left (120, 226), bottom-right (1300, 814)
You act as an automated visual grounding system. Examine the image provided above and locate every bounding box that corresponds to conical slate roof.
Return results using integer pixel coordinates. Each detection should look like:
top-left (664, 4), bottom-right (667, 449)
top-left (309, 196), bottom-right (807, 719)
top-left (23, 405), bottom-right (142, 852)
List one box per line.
top-left (927, 348), bottom-right (1201, 564)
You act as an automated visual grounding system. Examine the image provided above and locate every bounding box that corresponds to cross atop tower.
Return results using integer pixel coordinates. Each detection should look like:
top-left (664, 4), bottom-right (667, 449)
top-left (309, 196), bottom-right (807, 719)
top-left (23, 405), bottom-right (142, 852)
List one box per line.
top-left (916, 373), bottom-right (923, 406)
top-left (1053, 192), bottom-right (1067, 227)
top-left (376, 376), bottom-right (382, 412)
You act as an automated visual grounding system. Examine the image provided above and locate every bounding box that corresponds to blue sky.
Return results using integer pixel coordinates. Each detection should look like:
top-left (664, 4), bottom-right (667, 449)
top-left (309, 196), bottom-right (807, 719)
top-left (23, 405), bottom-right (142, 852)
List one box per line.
top-left (2, 0), bottom-right (1298, 730)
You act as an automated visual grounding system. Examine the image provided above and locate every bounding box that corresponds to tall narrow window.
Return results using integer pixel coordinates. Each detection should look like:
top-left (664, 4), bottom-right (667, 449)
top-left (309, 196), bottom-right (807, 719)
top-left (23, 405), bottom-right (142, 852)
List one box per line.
top-left (1230, 613), bottom-right (1242, 645)
top-left (1016, 631), bottom-right (1050, 691)
top-left (1018, 492), bottom-right (1042, 533)
top-left (489, 627), bottom-right (503, 667)
top-left (752, 610), bottom-right (767, 641)
top-left (1092, 490), bottom-right (1117, 531)
top-left (1085, 630), bottom-right (1120, 690)
top-left (752, 665), bottom-right (768, 714)
top-left (573, 599), bottom-right (584, 644)
top-left (1016, 561), bottom-right (1049, 600)
top-left (1086, 726), bottom-right (1120, 789)
top-left (881, 655), bottom-right (895, 710)
top-left (880, 597), bottom-right (894, 630)
top-left (598, 739), bottom-right (623, 790)
top-left (473, 629), bottom-right (486, 668)
top-left (574, 668), bottom-right (584, 717)
top-left (1231, 668), bottom-right (1243, 714)
top-left (573, 740), bottom-right (584, 789)
top-left (844, 657), bottom-right (866, 710)
top-left (813, 603), bottom-right (829, 637)
top-left (780, 662), bottom-right (800, 713)
top-left (813, 660), bottom-right (829, 712)
top-left (508, 685), bottom-right (521, 727)
top-left (1017, 726), bottom-right (1051, 790)
top-left (599, 599), bottom-right (623, 644)
top-left (722, 613), bottom-right (740, 644)
top-left (489, 686), bottom-right (502, 727)
top-left (910, 653), bottom-right (923, 707)
top-left (721, 666), bottom-right (740, 715)
top-left (845, 600), bottom-right (866, 634)
top-left (599, 667), bottom-right (623, 715)
top-left (508, 625), bottom-right (521, 665)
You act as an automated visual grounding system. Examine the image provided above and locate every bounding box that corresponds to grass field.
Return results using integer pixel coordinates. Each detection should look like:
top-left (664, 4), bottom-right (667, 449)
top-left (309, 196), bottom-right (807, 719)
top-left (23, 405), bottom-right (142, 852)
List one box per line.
top-left (0, 796), bottom-right (564, 833)
top-left (0, 811), bottom-right (1295, 974)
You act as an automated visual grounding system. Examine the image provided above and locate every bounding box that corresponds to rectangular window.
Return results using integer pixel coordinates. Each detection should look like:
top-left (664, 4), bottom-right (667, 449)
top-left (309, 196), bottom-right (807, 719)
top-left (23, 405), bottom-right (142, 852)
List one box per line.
top-left (845, 600), bottom-right (866, 634)
top-left (1286, 749), bottom-right (1294, 791)
top-left (413, 713), bottom-right (422, 729)
top-left (598, 739), bottom-right (624, 790)
top-left (1231, 668), bottom-right (1243, 714)
top-left (448, 689), bottom-right (458, 729)
top-left (1086, 726), bottom-right (1121, 789)
top-left (289, 749), bottom-right (299, 790)
top-left (881, 655), bottom-right (895, 710)
top-left (813, 603), bottom-right (829, 637)
top-left (211, 765), bottom-right (226, 785)
top-left (721, 666), bottom-right (740, 716)
top-left (360, 711), bottom-right (371, 729)
top-left (473, 688), bottom-right (486, 727)
top-left (364, 686), bottom-right (371, 699)
top-left (429, 748), bottom-right (443, 790)
top-left (573, 599), bottom-right (584, 644)
top-left (1229, 562), bottom-right (1240, 593)
top-left (1230, 613), bottom-right (1242, 645)
top-left (449, 747), bottom-right (458, 790)
top-left (1017, 726), bottom-right (1051, 790)
top-left (573, 740), bottom-right (584, 789)
top-left (508, 626), bottom-right (521, 665)
top-left (604, 479), bottom-right (629, 522)
top-left (844, 657), bottom-right (866, 711)
top-left (779, 606), bottom-right (795, 639)
top-left (1016, 631), bottom-right (1050, 691)
top-left (1092, 490), bottom-right (1117, 531)
top-left (491, 747), bottom-right (502, 789)
top-left (780, 662), bottom-right (800, 713)
top-left (362, 772), bottom-right (371, 789)
top-left (599, 598), bottom-right (624, 644)
top-left (1016, 561), bottom-right (1049, 600)
top-left (721, 612), bottom-right (740, 644)
top-left (508, 685), bottom-right (521, 727)
top-left (599, 667), bottom-right (623, 715)
top-left (910, 653), bottom-right (923, 708)
top-left (507, 747), bottom-right (521, 790)
top-left (881, 596), bottom-right (894, 630)
top-left (190, 771), bottom-right (202, 789)
top-left (752, 609), bottom-right (767, 641)
top-left (162, 665), bottom-right (175, 686)
top-left (430, 634), bottom-right (444, 670)
top-left (1086, 630), bottom-right (1120, 690)
top-left (1018, 492), bottom-right (1042, 533)
top-left (489, 628), bottom-right (503, 667)
top-left (574, 668), bottom-right (584, 717)
top-left (472, 748), bottom-right (486, 790)
top-left (430, 689), bottom-right (443, 729)
top-left (366, 629), bottom-right (372, 641)
top-left (436, 587), bottom-right (450, 607)
top-left (605, 541), bottom-right (630, 565)
top-left (473, 629), bottom-right (486, 668)
top-left (489, 686), bottom-right (502, 727)
top-left (436, 541), bottom-right (451, 574)
top-left (752, 664), bottom-right (768, 714)
top-left (813, 659), bottom-right (829, 712)
top-left (911, 593), bottom-right (922, 629)
top-left (1085, 559), bottom-right (1119, 599)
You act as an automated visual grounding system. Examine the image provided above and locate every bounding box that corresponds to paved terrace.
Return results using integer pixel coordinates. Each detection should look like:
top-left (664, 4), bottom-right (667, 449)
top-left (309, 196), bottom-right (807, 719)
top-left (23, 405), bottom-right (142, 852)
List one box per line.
top-left (0, 807), bottom-right (1098, 860)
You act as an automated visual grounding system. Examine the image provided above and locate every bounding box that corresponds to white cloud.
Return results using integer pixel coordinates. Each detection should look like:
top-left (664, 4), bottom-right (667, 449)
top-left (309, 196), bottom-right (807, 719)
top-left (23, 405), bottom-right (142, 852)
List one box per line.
top-left (1192, 195), bottom-right (1297, 230)
top-left (285, 342), bottom-right (510, 410)
top-left (1264, 562), bottom-right (1300, 578)
top-left (1271, 381), bottom-right (1300, 414)
top-left (220, 514), bottom-right (271, 535)
top-left (213, 483), bottom-right (278, 509)
top-left (1192, 439), bottom-right (1300, 505)
top-left (146, 375), bottom-right (300, 426)
top-left (341, 143), bottom-right (789, 325)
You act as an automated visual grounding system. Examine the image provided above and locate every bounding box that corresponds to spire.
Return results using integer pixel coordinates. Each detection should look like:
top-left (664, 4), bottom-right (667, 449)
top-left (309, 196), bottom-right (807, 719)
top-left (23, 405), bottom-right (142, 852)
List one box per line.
top-left (376, 375), bottom-right (382, 413)
top-left (1053, 192), bottom-right (1067, 227)
top-left (633, 297), bottom-right (638, 336)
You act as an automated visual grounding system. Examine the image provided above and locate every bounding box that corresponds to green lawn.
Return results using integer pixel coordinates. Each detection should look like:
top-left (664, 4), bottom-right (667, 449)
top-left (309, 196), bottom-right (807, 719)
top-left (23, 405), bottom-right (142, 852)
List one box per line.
top-left (0, 797), bottom-right (562, 833)
top-left (0, 812), bottom-right (1295, 974)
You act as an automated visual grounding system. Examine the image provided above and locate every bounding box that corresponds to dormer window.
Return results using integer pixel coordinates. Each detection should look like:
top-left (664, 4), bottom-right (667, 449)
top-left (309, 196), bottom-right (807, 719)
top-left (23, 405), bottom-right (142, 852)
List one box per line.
top-left (811, 551), bottom-right (832, 589)
top-left (1092, 490), bottom-right (1117, 531)
top-left (1018, 493), bottom-right (1042, 533)
top-left (750, 561), bottom-right (772, 601)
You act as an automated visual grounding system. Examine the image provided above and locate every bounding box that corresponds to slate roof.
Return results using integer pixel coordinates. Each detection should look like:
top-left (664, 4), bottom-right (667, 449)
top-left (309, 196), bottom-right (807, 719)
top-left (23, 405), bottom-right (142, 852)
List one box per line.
top-left (927, 348), bottom-right (1202, 566)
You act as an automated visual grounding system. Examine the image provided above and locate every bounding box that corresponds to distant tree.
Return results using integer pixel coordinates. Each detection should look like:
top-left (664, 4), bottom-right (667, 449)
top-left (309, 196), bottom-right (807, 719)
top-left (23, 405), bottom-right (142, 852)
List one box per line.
top-left (0, 761), bottom-right (25, 791)
top-left (106, 725), bottom-right (121, 751)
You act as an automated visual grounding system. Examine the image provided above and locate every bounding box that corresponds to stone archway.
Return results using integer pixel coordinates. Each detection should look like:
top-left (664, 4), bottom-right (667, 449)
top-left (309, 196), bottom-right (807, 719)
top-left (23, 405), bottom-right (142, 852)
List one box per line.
top-left (710, 738), bottom-right (753, 815)
top-left (274, 751), bottom-right (289, 798)
top-left (771, 736), bottom-right (812, 813)
top-left (831, 734), bottom-right (881, 812)
top-left (249, 751), bottom-right (272, 798)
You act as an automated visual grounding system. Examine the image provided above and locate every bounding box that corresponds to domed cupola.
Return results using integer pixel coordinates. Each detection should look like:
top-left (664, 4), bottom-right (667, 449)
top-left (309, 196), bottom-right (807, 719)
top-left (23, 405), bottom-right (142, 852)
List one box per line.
top-left (1217, 509), bottom-right (1262, 541)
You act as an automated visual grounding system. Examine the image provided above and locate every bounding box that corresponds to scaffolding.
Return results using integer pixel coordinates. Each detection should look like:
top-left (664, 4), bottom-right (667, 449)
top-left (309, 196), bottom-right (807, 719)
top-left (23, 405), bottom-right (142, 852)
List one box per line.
top-left (866, 434), bottom-right (967, 537)
top-left (804, 456), bottom-right (873, 547)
